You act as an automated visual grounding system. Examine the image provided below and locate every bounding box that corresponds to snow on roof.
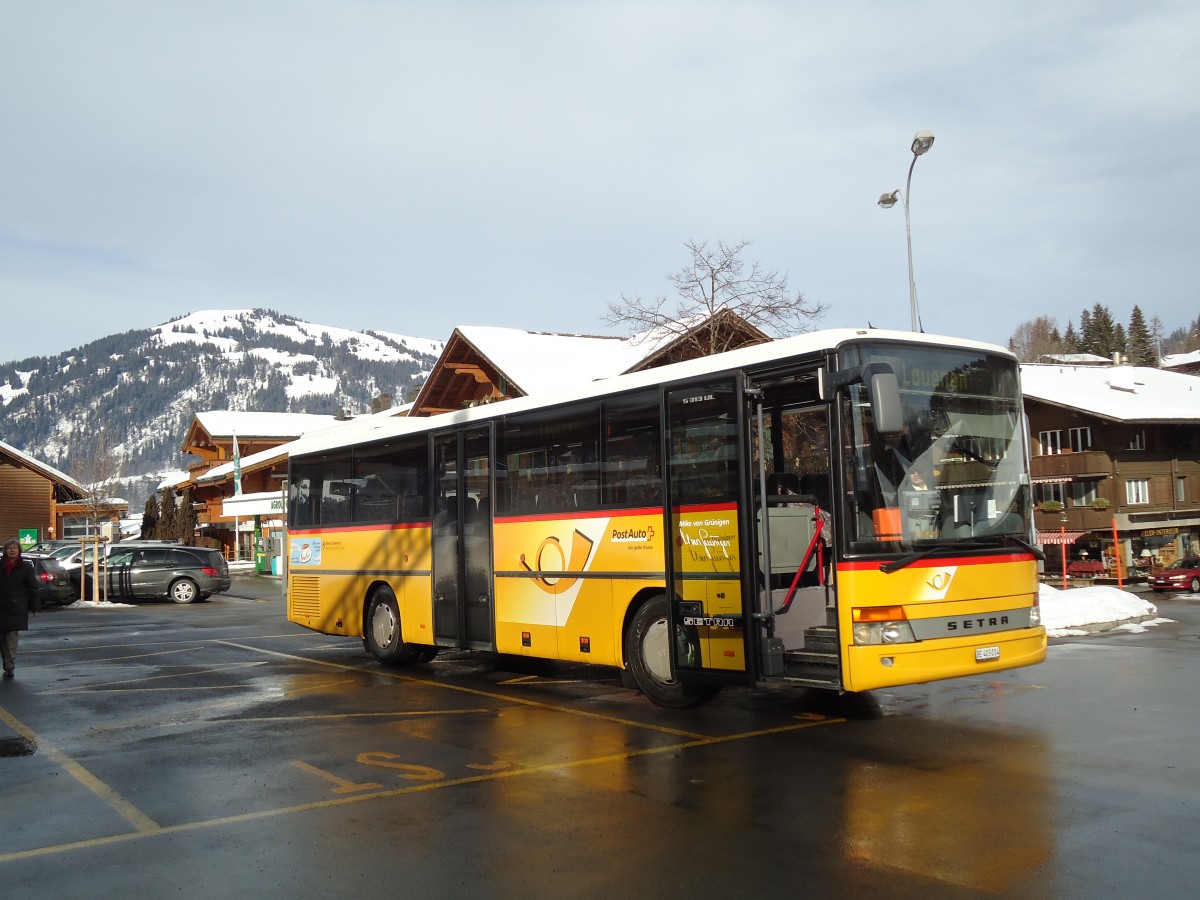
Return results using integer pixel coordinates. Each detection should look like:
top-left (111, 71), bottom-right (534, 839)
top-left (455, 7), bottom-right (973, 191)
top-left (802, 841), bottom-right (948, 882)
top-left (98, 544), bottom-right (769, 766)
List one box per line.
top-left (194, 410), bottom-right (339, 439)
top-left (1037, 352), bottom-right (1112, 365)
top-left (1020, 363), bottom-right (1200, 422)
top-left (1161, 349), bottom-right (1200, 370)
top-left (158, 469), bottom-right (192, 490)
top-left (0, 439), bottom-right (87, 493)
top-left (195, 403), bottom-right (413, 484)
top-left (454, 326), bottom-right (645, 395)
top-left (452, 317), bottom-right (745, 396)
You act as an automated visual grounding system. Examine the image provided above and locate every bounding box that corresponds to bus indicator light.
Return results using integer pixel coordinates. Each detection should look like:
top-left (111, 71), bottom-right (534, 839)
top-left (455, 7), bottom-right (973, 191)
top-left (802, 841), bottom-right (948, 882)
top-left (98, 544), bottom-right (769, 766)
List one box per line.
top-left (579, 637), bottom-right (591, 653)
top-left (853, 606), bottom-right (907, 623)
top-left (522, 632), bottom-right (531, 647)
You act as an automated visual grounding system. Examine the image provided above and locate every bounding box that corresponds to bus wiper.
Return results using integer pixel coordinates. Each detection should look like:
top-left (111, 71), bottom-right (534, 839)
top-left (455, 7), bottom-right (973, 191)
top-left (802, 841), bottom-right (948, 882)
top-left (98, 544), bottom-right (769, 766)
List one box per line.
top-left (879, 542), bottom-right (988, 574)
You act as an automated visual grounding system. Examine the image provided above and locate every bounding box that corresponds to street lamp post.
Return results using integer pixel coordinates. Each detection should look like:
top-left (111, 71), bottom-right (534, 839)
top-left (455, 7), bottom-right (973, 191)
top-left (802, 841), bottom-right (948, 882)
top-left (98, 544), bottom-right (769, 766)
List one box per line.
top-left (878, 130), bottom-right (936, 331)
top-left (1060, 512), bottom-right (1069, 590)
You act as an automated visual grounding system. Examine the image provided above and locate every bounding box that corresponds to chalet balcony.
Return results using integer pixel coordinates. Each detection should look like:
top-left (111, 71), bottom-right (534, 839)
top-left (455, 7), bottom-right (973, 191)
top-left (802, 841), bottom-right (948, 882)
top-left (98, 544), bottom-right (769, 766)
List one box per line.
top-left (1034, 503), bottom-right (1117, 534)
top-left (1029, 449), bottom-right (1113, 481)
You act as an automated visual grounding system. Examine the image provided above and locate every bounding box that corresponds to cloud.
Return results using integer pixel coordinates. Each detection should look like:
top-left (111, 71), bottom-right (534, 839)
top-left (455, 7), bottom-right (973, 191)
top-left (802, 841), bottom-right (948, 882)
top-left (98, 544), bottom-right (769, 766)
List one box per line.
top-left (2, 1), bottom-right (1197, 361)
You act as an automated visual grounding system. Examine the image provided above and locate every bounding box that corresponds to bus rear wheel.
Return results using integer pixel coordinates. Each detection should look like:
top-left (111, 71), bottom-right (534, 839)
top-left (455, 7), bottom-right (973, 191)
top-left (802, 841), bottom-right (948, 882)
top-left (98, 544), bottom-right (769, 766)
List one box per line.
top-left (625, 594), bottom-right (720, 709)
top-left (364, 586), bottom-right (432, 666)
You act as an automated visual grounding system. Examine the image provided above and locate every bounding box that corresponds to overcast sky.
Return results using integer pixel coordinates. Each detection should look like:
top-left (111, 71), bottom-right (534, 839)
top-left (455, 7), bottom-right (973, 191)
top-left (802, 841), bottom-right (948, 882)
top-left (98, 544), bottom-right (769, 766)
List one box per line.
top-left (2, 1), bottom-right (1197, 363)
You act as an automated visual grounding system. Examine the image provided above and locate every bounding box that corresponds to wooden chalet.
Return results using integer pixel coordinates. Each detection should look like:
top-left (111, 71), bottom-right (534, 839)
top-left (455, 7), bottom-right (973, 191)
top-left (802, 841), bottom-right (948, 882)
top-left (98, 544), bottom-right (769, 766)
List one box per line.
top-left (410, 310), bottom-right (770, 416)
top-left (0, 440), bottom-right (93, 543)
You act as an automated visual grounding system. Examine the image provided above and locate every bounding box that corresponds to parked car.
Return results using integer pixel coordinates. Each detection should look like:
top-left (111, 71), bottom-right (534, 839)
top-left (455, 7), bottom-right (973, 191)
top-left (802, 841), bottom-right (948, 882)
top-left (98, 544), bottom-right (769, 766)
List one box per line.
top-left (23, 552), bottom-right (77, 606)
top-left (1149, 558), bottom-right (1200, 594)
top-left (28, 539), bottom-right (76, 555)
top-left (50, 542), bottom-right (114, 590)
top-left (82, 544), bottom-right (232, 603)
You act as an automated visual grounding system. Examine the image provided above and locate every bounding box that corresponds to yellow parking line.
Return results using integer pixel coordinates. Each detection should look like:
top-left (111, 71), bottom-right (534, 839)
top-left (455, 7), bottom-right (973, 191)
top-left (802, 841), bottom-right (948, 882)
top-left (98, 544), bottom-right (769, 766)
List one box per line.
top-left (0, 638), bottom-right (848, 863)
top-left (0, 712), bottom-right (840, 863)
top-left (0, 706), bottom-right (160, 836)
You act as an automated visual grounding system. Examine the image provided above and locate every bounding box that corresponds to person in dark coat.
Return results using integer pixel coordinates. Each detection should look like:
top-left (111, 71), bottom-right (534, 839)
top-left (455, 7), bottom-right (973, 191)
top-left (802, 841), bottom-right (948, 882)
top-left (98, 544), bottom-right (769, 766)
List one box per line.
top-left (1, 538), bottom-right (41, 677)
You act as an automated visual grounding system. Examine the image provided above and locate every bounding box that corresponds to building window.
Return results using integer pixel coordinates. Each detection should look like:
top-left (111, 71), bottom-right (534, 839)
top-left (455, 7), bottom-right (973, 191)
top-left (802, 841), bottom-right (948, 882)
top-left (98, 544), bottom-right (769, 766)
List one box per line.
top-left (1071, 481), bottom-right (1096, 506)
top-left (1128, 431), bottom-right (1146, 451)
top-left (1125, 479), bottom-right (1150, 505)
top-left (1178, 477), bottom-right (1187, 503)
top-left (1069, 427), bottom-right (1092, 452)
top-left (1038, 430), bottom-right (1062, 455)
top-left (1036, 483), bottom-right (1065, 505)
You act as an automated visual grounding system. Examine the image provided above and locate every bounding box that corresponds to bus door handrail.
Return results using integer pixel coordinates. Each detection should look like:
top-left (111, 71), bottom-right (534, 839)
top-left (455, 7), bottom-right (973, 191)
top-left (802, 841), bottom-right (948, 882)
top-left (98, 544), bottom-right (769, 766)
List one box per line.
top-left (773, 504), bottom-right (826, 615)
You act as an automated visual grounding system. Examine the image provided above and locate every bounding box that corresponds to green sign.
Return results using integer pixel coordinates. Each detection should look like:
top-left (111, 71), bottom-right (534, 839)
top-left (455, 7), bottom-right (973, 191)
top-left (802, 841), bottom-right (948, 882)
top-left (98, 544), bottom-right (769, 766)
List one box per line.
top-left (18, 528), bottom-right (38, 549)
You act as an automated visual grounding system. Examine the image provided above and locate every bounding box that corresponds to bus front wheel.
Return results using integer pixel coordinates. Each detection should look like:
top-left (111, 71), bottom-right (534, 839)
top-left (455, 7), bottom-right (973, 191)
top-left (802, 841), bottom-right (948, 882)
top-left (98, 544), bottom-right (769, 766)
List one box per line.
top-left (364, 586), bottom-right (432, 666)
top-left (625, 594), bottom-right (720, 709)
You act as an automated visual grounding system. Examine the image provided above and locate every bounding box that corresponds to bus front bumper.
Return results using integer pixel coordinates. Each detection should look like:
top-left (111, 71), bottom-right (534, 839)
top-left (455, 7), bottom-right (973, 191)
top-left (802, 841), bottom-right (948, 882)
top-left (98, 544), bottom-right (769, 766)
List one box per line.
top-left (844, 627), bottom-right (1047, 693)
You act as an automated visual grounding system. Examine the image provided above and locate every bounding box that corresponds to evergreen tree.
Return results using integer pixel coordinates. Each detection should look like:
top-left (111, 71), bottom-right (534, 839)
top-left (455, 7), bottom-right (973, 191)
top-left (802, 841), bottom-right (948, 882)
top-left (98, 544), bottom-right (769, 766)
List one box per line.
top-left (1078, 309), bottom-right (1092, 352)
top-left (1128, 306), bottom-right (1156, 366)
top-left (1114, 323), bottom-right (1127, 360)
top-left (1082, 304), bottom-right (1119, 357)
top-left (158, 489), bottom-right (178, 542)
top-left (140, 495), bottom-right (160, 539)
top-left (175, 488), bottom-right (198, 546)
top-left (1062, 321), bottom-right (1080, 353)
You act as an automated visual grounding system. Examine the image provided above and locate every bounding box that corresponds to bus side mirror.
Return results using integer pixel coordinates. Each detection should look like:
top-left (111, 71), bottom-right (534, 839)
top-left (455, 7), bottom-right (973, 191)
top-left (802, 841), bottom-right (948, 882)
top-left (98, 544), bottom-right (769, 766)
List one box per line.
top-left (870, 372), bottom-right (904, 435)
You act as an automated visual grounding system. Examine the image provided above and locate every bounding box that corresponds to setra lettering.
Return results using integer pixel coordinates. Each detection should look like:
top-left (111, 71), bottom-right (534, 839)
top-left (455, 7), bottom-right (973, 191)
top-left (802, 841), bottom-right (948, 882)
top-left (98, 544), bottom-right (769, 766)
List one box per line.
top-left (947, 615), bottom-right (1010, 632)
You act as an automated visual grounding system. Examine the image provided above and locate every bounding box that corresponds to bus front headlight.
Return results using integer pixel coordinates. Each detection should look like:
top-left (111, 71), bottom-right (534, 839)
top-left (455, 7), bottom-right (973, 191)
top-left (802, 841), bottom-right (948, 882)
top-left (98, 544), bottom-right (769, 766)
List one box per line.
top-left (853, 621), bottom-right (916, 645)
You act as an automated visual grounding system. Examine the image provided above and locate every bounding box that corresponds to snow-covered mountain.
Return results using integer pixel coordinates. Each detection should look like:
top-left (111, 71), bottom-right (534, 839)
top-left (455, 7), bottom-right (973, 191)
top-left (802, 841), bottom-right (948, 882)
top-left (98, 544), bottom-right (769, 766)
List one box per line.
top-left (0, 309), bottom-right (443, 505)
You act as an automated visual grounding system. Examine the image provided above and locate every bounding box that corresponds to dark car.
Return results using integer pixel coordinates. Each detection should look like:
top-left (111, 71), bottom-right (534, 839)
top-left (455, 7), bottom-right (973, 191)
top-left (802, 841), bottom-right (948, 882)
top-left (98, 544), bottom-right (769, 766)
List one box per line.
top-left (23, 552), bottom-right (77, 606)
top-left (1149, 557), bottom-right (1200, 594)
top-left (84, 544), bottom-right (232, 603)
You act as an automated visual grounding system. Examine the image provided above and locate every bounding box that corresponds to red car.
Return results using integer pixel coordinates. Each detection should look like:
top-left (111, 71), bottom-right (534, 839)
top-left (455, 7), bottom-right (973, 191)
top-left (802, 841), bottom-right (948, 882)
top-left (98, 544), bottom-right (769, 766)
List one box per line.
top-left (1149, 557), bottom-right (1200, 593)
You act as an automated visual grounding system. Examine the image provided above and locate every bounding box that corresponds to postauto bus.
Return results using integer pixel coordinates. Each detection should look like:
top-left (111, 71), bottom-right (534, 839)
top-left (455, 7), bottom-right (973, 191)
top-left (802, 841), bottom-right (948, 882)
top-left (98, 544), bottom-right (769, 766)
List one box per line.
top-left (286, 328), bottom-right (1045, 708)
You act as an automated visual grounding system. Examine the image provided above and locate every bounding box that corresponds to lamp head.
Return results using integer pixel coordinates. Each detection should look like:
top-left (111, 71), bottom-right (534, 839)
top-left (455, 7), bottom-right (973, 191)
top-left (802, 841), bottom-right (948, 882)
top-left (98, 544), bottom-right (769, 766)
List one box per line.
top-left (911, 131), bottom-right (935, 156)
top-left (877, 190), bottom-right (900, 209)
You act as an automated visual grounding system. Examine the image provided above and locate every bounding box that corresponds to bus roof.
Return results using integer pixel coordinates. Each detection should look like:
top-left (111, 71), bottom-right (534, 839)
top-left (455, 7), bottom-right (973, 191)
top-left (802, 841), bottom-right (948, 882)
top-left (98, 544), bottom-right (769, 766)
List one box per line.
top-left (288, 327), bottom-right (1015, 459)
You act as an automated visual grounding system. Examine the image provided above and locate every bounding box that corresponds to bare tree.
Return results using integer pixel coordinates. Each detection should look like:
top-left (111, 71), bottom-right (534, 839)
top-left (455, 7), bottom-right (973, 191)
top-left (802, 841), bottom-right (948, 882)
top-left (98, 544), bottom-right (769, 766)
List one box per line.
top-left (71, 430), bottom-right (120, 538)
top-left (605, 239), bottom-right (826, 356)
top-left (1007, 316), bottom-right (1063, 363)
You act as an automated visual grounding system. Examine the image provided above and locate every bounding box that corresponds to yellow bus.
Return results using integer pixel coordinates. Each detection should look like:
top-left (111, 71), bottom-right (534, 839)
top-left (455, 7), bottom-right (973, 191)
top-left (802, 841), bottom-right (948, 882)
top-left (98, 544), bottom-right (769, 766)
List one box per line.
top-left (286, 327), bottom-right (1046, 708)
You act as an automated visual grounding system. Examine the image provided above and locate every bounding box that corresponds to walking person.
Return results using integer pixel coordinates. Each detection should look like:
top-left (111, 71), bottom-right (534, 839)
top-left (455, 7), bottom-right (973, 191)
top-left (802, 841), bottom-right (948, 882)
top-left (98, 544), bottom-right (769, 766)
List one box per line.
top-left (1, 538), bottom-right (41, 678)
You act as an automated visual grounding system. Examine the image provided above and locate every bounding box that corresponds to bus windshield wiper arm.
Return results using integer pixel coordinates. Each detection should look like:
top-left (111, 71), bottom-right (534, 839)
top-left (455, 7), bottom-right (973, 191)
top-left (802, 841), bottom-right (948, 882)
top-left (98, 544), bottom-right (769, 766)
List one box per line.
top-left (880, 543), bottom-right (987, 574)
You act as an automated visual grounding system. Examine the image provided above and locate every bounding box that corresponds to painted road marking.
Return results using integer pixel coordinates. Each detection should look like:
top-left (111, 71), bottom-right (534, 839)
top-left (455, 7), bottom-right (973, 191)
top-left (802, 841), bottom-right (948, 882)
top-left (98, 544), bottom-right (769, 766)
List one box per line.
top-left (0, 637), bottom-right (845, 863)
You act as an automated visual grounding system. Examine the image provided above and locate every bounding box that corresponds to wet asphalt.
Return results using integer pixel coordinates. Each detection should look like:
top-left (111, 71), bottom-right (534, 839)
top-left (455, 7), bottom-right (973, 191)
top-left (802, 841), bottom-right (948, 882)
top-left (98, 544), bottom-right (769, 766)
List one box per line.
top-left (1, 575), bottom-right (1198, 899)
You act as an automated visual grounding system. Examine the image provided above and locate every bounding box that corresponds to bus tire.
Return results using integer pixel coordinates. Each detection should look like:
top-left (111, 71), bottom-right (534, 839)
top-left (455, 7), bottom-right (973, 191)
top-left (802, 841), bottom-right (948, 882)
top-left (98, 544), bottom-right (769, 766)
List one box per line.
top-left (625, 594), bottom-right (720, 709)
top-left (364, 586), bottom-right (427, 666)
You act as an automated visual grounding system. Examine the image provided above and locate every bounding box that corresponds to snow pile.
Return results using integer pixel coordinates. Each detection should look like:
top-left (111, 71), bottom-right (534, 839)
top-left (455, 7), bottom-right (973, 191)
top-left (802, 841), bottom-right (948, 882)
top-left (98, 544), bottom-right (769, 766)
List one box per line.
top-left (1039, 583), bottom-right (1166, 636)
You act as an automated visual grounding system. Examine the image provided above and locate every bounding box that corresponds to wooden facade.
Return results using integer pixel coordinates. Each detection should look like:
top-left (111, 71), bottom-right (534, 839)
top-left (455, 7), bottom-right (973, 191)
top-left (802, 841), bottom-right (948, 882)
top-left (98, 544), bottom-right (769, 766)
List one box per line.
top-left (1027, 402), bottom-right (1200, 573)
top-left (0, 442), bottom-right (89, 542)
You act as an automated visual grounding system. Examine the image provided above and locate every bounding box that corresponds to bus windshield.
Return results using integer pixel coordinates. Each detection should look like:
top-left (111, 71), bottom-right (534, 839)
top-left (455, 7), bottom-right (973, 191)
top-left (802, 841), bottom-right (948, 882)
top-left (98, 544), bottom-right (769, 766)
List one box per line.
top-left (838, 343), bottom-right (1029, 555)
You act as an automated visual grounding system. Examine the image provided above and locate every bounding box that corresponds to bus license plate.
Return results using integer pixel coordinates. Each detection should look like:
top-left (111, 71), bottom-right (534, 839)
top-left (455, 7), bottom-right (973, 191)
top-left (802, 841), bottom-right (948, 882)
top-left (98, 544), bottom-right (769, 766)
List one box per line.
top-left (976, 646), bottom-right (1000, 662)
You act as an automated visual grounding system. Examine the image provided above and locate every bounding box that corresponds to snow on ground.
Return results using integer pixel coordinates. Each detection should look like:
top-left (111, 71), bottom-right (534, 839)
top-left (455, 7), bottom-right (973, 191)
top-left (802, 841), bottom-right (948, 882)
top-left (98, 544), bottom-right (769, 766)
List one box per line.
top-left (1039, 583), bottom-right (1176, 636)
